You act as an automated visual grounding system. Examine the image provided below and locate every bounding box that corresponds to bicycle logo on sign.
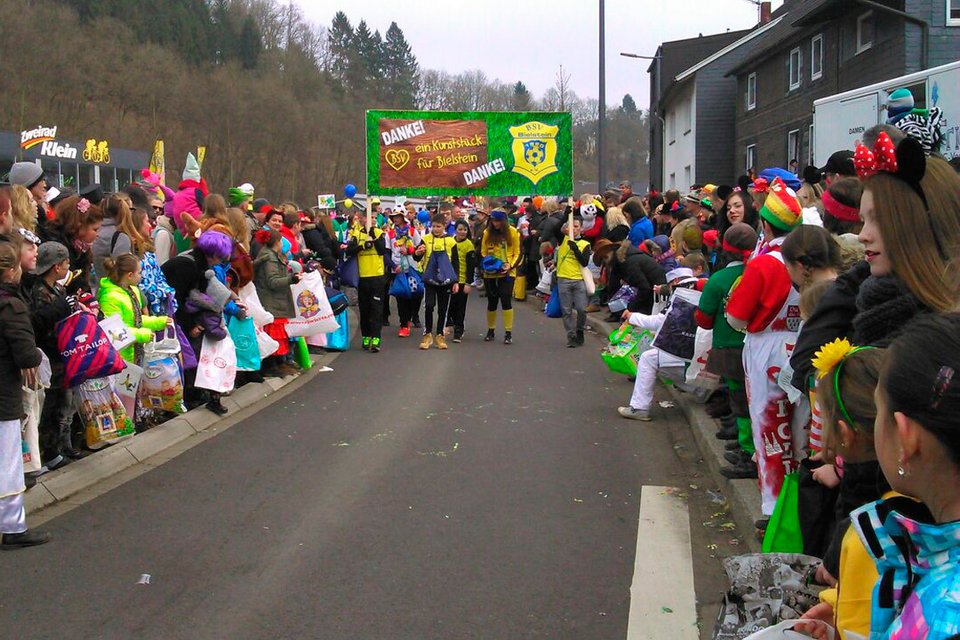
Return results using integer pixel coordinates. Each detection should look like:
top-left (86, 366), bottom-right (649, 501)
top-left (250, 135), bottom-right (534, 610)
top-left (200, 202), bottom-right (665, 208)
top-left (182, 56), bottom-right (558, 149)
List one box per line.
top-left (82, 139), bottom-right (111, 164)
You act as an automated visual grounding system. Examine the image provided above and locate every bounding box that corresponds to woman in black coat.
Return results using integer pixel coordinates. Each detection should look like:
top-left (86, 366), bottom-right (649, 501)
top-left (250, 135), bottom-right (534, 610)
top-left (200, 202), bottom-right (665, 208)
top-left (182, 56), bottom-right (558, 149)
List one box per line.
top-left (596, 239), bottom-right (666, 319)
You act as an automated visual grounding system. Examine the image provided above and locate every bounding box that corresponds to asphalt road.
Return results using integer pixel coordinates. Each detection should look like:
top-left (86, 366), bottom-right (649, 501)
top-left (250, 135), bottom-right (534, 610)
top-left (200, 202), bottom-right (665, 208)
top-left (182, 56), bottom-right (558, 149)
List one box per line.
top-left (1, 295), bottom-right (737, 640)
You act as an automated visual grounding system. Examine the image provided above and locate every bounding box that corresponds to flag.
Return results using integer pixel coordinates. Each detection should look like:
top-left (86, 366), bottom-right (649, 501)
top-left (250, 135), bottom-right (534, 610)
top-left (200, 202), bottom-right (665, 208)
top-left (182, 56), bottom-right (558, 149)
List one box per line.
top-left (149, 139), bottom-right (165, 186)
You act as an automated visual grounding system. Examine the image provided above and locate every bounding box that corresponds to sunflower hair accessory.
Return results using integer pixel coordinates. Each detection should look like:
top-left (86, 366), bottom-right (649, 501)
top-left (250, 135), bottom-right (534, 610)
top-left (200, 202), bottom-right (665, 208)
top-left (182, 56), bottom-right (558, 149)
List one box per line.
top-left (812, 338), bottom-right (876, 429)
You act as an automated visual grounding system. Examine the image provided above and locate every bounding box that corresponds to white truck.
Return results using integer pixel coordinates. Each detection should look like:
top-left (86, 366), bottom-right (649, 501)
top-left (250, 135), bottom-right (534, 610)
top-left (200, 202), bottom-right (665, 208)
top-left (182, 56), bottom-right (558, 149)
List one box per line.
top-left (812, 59), bottom-right (960, 165)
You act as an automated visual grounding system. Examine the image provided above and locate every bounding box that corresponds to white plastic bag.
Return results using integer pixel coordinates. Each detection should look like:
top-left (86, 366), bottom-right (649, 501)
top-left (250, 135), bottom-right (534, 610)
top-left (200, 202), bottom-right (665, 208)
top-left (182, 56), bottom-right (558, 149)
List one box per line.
top-left (685, 327), bottom-right (719, 388)
top-left (255, 325), bottom-right (280, 359)
top-left (581, 265), bottom-right (596, 296)
top-left (111, 362), bottom-right (144, 418)
top-left (237, 282), bottom-right (274, 328)
top-left (195, 334), bottom-right (238, 393)
top-left (21, 387), bottom-right (44, 473)
top-left (285, 270), bottom-right (339, 338)
top-left (742, 620), bottom-right (834, 640)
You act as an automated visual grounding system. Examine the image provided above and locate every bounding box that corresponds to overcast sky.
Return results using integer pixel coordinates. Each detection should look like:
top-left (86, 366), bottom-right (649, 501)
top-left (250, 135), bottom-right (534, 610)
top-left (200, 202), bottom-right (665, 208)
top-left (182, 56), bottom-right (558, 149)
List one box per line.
top-left (298, 1), bottom-right (783, 108)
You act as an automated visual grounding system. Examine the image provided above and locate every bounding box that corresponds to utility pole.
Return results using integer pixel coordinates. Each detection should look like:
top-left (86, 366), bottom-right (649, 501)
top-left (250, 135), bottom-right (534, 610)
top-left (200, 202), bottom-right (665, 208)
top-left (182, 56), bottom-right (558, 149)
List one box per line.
top-left (598, 0), bottom-right (606, 192)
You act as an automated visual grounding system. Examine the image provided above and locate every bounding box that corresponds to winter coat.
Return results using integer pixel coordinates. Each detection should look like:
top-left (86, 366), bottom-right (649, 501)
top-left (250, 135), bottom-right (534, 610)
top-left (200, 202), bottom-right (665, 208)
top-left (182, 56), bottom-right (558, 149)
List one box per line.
top-left (28, 278), bottom-right (72, 360)
top-left (253, 246), bottom-right (296, 319)
top-left (91, 218), bottom-right (131, 284)
top-left (538, 212), bottom-right (566, 248)
top-left (852, 496), bottom-right (960, 639)
top-left (43, 225), bottom-right (94, 294)
top-left (301, 224), bottom-right (333, 263)
top-left (97, 277), bottom-right (168, 363)
top-left (184, 290), bottom-right (227, 341)
top-left (608, 243), bottom-right (666, 314)
top-left (152, 215), bottom-right (177, 265)
top-left (0, 284), bottom-right (42, 420)
top-left (161, 247), bottom-right (209, 333)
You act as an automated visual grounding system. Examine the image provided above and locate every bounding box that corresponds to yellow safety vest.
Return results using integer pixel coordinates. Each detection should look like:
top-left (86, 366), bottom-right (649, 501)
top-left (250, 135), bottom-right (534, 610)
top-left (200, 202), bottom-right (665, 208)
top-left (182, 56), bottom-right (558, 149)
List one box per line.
top-left (556, 237), bottom-right (589, 280)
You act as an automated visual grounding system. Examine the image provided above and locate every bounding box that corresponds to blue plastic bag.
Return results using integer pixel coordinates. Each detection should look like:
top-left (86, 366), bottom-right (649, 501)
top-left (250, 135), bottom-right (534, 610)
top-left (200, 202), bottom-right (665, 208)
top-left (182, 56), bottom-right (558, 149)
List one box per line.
top-left (325, 287), bottom-right (349, 315)
top-left (337, 256), bottom-right (360, 288)
top-left (325, 309), bottom-right (350, 351)
top-left (544, 282), bottom-right (563, 318)
top-left (227, 315), bottom-right (261, 371)
top-left (390, 260), bottom-right (425, 298)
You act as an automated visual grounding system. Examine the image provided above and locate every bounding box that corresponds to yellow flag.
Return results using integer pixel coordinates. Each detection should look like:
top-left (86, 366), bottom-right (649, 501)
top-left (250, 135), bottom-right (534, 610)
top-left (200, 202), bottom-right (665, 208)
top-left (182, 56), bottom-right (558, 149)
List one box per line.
top-left (196, 146), bottom-right (206, 170)
top-left (149, 139), bottom-right (165, 185)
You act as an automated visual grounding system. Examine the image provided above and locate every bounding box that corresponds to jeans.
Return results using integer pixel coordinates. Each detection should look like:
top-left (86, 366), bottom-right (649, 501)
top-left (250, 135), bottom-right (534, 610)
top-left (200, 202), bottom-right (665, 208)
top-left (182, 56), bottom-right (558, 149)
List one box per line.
top-left (557, 278), bottom-right (588, 337)
top-left (424, 284), bottom-right (452, 335)
top-left (357, 276), bottom-right (386, 338)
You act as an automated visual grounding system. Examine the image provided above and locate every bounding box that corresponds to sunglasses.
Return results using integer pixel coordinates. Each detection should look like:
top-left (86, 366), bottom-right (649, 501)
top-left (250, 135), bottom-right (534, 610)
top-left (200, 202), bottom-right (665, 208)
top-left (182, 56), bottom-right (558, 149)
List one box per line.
top-left (152, 206), bottom-right (164, 212)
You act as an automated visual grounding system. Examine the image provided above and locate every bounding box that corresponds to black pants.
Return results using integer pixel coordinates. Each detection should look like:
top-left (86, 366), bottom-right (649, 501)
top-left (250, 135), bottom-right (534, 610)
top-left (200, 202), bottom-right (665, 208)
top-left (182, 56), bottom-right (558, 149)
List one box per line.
top-left (382, 275), bottom-right (394, 323)
top-left (484, 276), bottom-right (513, 312)
top-left (424, 284), bottom-right (452, 335)
top-left (449, 290), bottom-right (469, 337)
top-left (396, 295), bottom-right (420, 326)
top-left (358, 276), bottom-right (386, 338)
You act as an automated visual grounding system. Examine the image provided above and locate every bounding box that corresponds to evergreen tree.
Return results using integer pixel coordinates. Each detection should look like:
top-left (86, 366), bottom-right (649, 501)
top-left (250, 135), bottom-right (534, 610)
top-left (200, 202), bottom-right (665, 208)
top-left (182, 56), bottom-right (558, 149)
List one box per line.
top-left (210, 0), bottom-right (238, 65)
top-left (326, 11), bottom-right (353, 83)
top-left (238, 15), bottom-right (262, 70)
top-left (351, 20), bottom-right (379, 91)
top-left (382, 22), bottom-right (419, 108)
top-left (512, 81), bottom-right (532, 111)
top-left (621, 94), bottom-right (638, 115)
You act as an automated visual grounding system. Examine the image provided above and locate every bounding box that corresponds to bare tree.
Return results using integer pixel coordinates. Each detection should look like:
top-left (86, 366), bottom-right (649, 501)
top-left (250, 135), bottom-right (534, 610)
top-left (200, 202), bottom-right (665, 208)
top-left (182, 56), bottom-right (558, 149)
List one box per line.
top-left (555, 64), bottom-right (571, 111)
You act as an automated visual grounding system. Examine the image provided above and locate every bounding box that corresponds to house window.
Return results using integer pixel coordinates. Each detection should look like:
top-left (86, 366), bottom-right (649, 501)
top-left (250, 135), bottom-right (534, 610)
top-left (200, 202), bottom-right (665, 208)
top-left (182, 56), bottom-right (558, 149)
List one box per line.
top-left (811, 35), bottom-right (823, 80)
top-left (949, 1), bottom-right (960, 26)
top-left (747, 72), bottom-right (757, 111)
top-left (669, 172), bottom-right (676, 189)
top-left (808, 124), bottom-right (815, 166)
top-left (746, 144), bottom-right (757, 173)
top-left (789, 48), bottom-right (802, 90)
top-left (787, 129), bottom-right (800, 169)
top-left (684, 165), bottom-right (692, 189)
top-left (682, 101), bottom-right (692, 134)
top-left (857, 11), bottom-right (874, 53)
top-left (668, 112), bottom-right (677, 144)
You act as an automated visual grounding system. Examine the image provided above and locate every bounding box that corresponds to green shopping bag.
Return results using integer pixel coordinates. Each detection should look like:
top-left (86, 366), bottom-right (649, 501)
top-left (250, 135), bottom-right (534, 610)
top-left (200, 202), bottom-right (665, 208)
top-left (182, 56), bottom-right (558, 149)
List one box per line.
top-left (601, 324), bottom-right (654, 376)
top-left (762, 471), bottom-right (804, 554)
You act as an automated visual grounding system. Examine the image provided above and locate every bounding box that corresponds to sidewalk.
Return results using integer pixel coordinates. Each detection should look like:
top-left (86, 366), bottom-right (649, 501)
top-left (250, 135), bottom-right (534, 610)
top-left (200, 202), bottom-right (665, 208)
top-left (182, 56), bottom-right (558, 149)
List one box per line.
top-left (26, 313), bottom-right (356, 517)
top-left (585, 307), bottom-right (764, 553)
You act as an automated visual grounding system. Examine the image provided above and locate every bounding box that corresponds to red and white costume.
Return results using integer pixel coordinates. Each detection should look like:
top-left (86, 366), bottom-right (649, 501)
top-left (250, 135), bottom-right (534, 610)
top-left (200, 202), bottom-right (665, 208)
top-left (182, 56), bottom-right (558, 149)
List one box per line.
top-left (726, 237), bottom-right (810, 515)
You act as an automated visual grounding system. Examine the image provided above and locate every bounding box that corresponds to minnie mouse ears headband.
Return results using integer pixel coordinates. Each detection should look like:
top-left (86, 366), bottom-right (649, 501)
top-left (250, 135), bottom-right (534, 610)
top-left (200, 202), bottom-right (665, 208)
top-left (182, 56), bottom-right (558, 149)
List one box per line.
top-left (854, 132), bottom-right (928, 208)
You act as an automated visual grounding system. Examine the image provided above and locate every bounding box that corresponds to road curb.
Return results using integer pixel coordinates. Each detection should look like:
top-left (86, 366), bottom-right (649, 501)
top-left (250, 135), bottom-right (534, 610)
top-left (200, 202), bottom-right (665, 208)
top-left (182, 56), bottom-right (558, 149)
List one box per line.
top-left (586, 309), bottom-right (763, 552)
top-left (26, 311), bottom-right (356, 514)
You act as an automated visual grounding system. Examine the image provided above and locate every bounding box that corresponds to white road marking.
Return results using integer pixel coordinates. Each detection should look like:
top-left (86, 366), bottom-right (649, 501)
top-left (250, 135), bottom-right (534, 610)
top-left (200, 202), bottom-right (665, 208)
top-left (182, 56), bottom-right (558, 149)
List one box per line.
top-left (626, 486), bottom-right (698, 640)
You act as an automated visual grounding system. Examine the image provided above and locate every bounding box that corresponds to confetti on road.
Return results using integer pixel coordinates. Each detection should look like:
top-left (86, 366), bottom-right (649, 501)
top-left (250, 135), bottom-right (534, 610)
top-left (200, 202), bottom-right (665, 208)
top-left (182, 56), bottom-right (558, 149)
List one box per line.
top-left (137, 574), bottom-right (151, 585)
top-left (661, 607), bottom-right (673, 614)
top-left (658, 401), bottom-right (675, 408)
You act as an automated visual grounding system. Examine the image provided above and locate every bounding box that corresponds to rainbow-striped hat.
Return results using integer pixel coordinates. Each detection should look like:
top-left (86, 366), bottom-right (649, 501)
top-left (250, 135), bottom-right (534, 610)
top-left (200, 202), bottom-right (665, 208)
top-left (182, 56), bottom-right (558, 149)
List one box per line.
top-left (759, 177), bottom-right (803, 231)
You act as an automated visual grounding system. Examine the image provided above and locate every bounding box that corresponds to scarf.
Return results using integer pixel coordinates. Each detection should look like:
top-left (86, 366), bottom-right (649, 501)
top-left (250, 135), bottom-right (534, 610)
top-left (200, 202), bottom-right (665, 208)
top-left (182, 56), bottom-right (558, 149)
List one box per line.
top-left (852, 275), bottom-right (926, 346)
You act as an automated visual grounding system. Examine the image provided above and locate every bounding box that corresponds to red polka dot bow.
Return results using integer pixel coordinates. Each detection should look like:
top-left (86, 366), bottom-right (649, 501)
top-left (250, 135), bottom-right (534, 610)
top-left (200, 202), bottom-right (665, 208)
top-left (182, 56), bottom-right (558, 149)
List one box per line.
top-left (854, 131), bottom-right (898, 178)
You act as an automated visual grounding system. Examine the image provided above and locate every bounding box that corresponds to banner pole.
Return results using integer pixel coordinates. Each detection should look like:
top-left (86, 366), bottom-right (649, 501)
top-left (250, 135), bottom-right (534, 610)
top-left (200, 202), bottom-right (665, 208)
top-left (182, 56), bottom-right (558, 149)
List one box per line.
top-left (567, 196), bottom-right (575, 241)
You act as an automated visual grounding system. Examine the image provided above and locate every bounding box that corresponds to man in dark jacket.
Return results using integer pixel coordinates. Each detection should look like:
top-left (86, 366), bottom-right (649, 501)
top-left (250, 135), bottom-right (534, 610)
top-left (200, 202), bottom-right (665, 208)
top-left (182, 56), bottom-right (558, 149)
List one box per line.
top-left (598, 239), bottom-right (667, 320)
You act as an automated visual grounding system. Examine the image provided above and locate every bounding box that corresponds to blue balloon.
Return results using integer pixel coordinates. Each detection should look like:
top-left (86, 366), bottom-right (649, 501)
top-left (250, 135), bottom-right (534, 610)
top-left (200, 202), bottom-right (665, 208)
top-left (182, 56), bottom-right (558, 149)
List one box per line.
top-left (344, 183), bottom-right (357, 198)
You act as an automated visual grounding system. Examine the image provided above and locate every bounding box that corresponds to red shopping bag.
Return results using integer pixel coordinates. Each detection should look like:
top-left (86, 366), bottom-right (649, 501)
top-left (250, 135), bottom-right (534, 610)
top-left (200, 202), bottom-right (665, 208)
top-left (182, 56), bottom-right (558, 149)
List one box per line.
top-left (56, 312), bottom-right (125, 387)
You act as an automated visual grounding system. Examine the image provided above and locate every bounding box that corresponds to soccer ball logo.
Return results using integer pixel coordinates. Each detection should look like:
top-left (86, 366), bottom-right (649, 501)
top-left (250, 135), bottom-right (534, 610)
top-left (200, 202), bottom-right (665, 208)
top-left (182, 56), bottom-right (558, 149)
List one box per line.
top-left (523, 140), bottom-right (546, 167)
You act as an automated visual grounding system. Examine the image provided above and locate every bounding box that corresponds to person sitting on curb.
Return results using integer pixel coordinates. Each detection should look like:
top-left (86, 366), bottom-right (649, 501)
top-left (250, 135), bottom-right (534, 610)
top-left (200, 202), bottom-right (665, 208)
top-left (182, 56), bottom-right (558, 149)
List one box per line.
top-left (617, 266), bottom-right (702, 422)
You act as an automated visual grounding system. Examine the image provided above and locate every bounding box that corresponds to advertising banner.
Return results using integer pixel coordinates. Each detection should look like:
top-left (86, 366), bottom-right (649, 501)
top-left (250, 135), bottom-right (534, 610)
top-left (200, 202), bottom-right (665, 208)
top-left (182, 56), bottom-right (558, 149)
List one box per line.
top-left (366, 110), bottom-right (573, 196)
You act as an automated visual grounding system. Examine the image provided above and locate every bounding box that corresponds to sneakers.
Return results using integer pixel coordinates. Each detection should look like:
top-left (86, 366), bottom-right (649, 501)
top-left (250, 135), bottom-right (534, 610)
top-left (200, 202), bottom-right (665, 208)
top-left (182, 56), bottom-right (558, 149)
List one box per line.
top-left (435, 335), bottom-right (448, 350)
top-left (420, 334), bottom-right (434, 350)
top-left (725, 449), bottom-right (750, 466)
top-left (452, 332), bottom-right (463, 343)
top-left (370, 337), bottom-right (381, 353)
top-left (567, 335), bottom-right (578, 348)
top-left (503, 331), bottom-right (513, 345)
top-left (484, 329), bottom-right (495, 342)
top-left (398, 324), bottom-right (410, 338)
top-left (362, 337), bottom-right (371, 351)
top-left (618, 406), bottom-right (652, 421)
top-left (576, 330), bottom-right (585, 345)
top-left (1, 530), bottom-right (51, 550)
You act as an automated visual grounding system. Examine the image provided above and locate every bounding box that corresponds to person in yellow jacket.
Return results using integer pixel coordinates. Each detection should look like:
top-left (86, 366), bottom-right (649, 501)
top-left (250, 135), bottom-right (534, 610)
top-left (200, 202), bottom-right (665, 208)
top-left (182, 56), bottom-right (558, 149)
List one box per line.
top-left (479, 210), bottom-right (521, 344)
top-left (346, 218), bottom-right (388, 352)
top-left (448, 219), bottom-right (477, 343)
top-left (795, 342), bottom-right (890, 640)
top-left (97, 253), bottom-right (171, 364)
top-left (417, 214), bottom-right (459, 350)
top-left (554, 215), bottom-right (592, 348)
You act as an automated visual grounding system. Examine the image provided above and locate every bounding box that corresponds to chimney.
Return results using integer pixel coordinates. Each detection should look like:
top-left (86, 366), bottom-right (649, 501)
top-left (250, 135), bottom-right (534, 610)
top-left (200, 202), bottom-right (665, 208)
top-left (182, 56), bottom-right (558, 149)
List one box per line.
top-left (759, 1), bottom-right (772, 25)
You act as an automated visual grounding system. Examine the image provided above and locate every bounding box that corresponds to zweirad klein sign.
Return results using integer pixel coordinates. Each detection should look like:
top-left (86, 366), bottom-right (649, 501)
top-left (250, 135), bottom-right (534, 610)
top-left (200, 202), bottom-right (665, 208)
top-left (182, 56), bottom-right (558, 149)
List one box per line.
top-left (19, 124), bottom-right (111, 163)
top-left (365, 110), bottom-right (573, 197)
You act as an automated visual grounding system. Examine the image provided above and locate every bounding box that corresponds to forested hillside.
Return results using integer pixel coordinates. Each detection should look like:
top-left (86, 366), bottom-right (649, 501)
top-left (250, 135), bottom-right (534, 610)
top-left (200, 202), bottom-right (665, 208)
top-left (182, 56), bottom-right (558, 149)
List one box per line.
top-left (0, 0), bottom-right (648, 201)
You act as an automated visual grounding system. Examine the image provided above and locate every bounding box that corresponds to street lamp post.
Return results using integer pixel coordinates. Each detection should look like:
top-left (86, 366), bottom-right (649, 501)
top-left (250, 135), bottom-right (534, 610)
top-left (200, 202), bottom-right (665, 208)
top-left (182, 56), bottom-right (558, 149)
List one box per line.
top-left (598, 0), bottom-right (606, 193)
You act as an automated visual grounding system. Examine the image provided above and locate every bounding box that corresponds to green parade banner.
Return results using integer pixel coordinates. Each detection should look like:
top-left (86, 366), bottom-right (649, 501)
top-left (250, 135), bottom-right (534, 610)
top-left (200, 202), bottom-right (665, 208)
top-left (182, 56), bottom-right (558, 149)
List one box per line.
top-left (365, 110), bottom-right (573, 197)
